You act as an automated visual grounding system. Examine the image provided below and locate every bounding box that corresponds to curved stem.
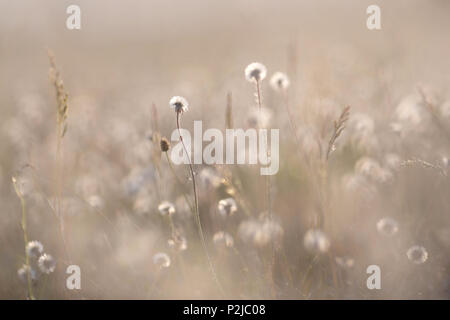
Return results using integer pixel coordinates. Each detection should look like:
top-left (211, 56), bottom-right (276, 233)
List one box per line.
top-left (176, 112), bottom-right (225, 296)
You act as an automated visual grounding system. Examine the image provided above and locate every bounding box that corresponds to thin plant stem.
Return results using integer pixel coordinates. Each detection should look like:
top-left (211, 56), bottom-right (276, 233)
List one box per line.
top-left (164, 152), bottom-right (194, 212)
top-left (12, 177), bottom-right (35, 300)
top-left (255, 80), bottom-right (276, 297)
top-left (176, 112), bottom-right (225, 296)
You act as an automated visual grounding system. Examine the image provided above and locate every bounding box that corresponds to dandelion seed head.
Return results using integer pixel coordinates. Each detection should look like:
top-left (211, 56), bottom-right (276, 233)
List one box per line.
top-left (376, 217), bottom-right (399, 237)
top-left (245, 62), bottom-right (267, 83)
top-left (270, 72), bottom-right (290, 91)
top-left (254, 220), bottom-right (283, 247)
top-left (217, 198), bottom-right (237, 217)
top-left (198, 167), bottom-right (221, 189)
top-left (153, 252), bottom-right (171, 268)
top-left (17, 264), bottom-right (38, 284)
top-left (158, 201), bottom-right (176, 216)
top-left (303, 229), bottom-right (330, 253)
top-left (395, 94), bottom-right (427, 125)
top-left (38, 253), bottom-right (56, 274)
top-left (169, 96), bottom-right (189, 113)
top-left (238, 216), bottom-right (283, 247)
top-left (213, 231), bottom-right (234, 248)
top-left (406, 245), bottom-right (428, 264)
top-left (26, 240), bottom-right (44, 259)
top-left (168, 235), bottom-right (188, 251)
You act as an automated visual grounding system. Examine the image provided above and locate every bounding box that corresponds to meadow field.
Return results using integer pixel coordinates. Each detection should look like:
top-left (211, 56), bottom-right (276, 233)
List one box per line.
top-left (0, 0), bottom-right (449, 299)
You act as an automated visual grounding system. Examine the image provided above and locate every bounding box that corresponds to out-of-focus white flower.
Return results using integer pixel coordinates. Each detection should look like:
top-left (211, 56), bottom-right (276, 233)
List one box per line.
top-left (17, 265), bottom-right (38, 284)
top-left (406, 245), bottom-right (428, 264)
top-left (303, 229), bottom-right (330, 253)
top-left (246, 107), bottom-right (272, 128)
top-left (217, 198), bottom-right (237, 217)
top-left (376, 217), bottom-right (399, 237)
top-left (198, 167), bottom-right (222, 189)
top-left (350, 113), bottom-right (375, 137)
top-left (87, 195), bottom-right (104, 210)
top-left (270, 72), bottom-right (290, 91)
top-left (158, 201), bottom-right (176, 216)
top-left (213, 231), bottom-right (234, 248)
top-left (153, 252), bottom-right (171, 268)
top-left (169, 96), bottom-right (189, 113)
top-left (168, 235), bottom-right (188, 252)
top-left (335, 256), bottom-right (355, 268)
top-left (133, 191), bottom-right (153, 216)
top-left (245, 62), bottom-right (267, 83)
top-left (355, 157), bottom-right (393, 183)
top-left (26, 241), bottom-right (44, 259)
top-left (122, 167), bottom-right (156, 197)
top-left (238, 216), bottom-right (283, 247)
top-left (253, 220), bottom-right (283, 247)
top-left (38, 254), bottom-right (56, 274)
top-left (384, 153), bottom-right (401, 170)
top-left (395, 94), bottom-right (427, 125)
top-left (75, 175), bottom-right (101, 198)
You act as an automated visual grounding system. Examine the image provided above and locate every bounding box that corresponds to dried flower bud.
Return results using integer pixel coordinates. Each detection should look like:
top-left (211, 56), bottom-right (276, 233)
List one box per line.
top-left (160, 137), bottom-right (170, 152)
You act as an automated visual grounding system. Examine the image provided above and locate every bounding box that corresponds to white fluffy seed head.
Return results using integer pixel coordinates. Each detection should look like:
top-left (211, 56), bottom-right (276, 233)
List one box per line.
top-left (153, 252), bottom-right (171, 268)
top-left (168, 235), bottom-right (188, 252)
top-left (303, 229), bottom-right (330, 253)
top-left (406, 245), bottom-right (428, 264)
top-left (26, 240), bottom-right (44, 259)
top-left (213, 231), bottom-right (234, 248)
top-left (38, 253), bottom-right (56, 274)
top-left (377, 217), bottom-right (399, 237)
top-left (245, 62), bottom-right (267, 83)
top-left (270, 72), bottom-right (290, 91)
top-left (217, 198), bottom-right (237, 217)
top-left (158, 201), bottom-right (176, 216)
top-left (335, 256), bottom-right (355, 268)
top-left (17, 264), bottom-right (38, 283)
top-left (169, 96), bottom-right (189, 113)
top-left (238, 216), bottom-right (283, 247)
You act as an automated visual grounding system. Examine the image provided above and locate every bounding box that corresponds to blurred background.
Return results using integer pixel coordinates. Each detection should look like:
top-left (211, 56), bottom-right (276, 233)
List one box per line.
top-left (0, 0), bottom-right (449, 299)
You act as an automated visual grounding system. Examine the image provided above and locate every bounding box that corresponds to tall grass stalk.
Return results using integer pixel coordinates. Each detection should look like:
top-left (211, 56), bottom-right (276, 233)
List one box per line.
top-left (175, 111), bottom-right (225, 296)
top-left (48, 50), bottom-right (71, 264)
top-left (12, 177), bottom-right (35, 300)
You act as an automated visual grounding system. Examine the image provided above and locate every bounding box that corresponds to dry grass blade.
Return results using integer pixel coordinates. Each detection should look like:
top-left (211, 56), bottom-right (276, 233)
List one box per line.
top-left (326, 106), bottom-right (350, 160)
top-left (226, 92), bottom-right (233, 129)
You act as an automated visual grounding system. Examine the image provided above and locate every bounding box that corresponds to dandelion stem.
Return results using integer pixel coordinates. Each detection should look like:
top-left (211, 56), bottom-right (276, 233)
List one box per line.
top-left (176, 112), bottom-right (225, 296)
